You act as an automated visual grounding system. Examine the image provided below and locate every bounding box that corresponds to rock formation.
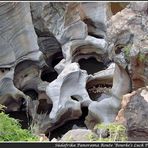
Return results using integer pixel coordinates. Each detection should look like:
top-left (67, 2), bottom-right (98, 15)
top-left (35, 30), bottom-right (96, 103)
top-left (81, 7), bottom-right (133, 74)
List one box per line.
top-left (107, 2), bottom-right (148, 141)
top-left (116, 87), bottom-right (148, 141)
top-left (0, 2), bottom-right (147, 141)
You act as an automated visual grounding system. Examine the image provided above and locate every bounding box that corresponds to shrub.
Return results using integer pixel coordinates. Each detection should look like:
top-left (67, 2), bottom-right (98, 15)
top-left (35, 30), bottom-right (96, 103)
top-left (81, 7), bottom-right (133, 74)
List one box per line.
top-left (89, 123), bottom-right (128, 142)
top-left (0, 105), bottom-right (39, 141)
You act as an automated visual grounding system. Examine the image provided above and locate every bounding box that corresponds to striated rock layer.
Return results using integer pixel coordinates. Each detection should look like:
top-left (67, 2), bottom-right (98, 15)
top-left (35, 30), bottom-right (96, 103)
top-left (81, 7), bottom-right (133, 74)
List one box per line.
top-left (0, 2), bottom-right (147, 141)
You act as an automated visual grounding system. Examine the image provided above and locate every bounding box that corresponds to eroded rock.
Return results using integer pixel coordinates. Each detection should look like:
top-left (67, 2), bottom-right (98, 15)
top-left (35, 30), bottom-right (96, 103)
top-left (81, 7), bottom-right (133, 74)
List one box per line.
top-left (85, 63), bottom-right (131, 129)
top-left (0, 2), bottom-right (147, 141)
top-left (107, 1), bottom-right (148, 90)
top-left (46, 63), bottom-right (92, 125)
top-left (0, 69), bottom-right (28, 112)
top-left (116, 87), bottom-right (148, 141)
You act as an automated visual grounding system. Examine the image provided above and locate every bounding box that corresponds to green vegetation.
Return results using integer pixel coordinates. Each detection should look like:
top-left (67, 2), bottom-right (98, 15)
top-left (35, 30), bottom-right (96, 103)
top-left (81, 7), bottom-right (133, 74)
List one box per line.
top-left (137, 53), bottom-right (146, 62)
top-left (123, 45), bottom-right (148, 63)
top-left (0, 105), bottom-right (39, 142)
top-left (89, 123), bottom-right (127, 142)
top-left (124, 44), bottom-right (131, 62)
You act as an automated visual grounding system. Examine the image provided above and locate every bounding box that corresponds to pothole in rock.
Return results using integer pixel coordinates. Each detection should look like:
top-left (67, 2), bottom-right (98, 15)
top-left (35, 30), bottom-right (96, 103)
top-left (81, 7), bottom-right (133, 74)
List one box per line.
top-left (86, 79), bottom-right (113, 101)
top-left (78, 57), bottom-right (107, 75)
top-left (41, 68), bottom-right (58, 83)
top-left (47, 107), bottom-right (88, 140)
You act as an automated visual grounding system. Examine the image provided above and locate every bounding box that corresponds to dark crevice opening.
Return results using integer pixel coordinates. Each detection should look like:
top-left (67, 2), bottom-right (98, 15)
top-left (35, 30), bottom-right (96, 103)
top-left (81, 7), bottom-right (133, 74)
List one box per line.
top-left (114, 44), bottom-right (125, 54)
top-left (51, 52), bottom-right (63, 68)
top-left (6, 111), bottom-right (30, 129)
top-left (41, 70), bottom-right (58, 83)
top-left (88, 33), bottom-right (104, 39)
top-left (0, 68), bottom-right (10, 73)
top-left (48, 107), bottom-right (88, 140)
top-left (78, 57), bottom-right (107, 75)
top-left (71, 96), bottom-right (79, 102)
top-left (41, 52), bottom-right (63, 83)
top-left (23, 89), bottom-right (38, 100)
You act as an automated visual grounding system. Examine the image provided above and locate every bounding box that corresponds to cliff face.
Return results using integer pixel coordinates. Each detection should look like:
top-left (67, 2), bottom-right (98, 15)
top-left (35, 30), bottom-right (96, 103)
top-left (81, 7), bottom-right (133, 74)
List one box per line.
top-left (0, 2), bottom-right (147, 141)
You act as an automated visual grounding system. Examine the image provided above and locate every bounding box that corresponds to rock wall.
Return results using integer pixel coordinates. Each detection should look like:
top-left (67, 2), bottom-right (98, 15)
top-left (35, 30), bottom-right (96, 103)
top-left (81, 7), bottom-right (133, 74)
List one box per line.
top-left (0, 2), bottom-right (147, 141)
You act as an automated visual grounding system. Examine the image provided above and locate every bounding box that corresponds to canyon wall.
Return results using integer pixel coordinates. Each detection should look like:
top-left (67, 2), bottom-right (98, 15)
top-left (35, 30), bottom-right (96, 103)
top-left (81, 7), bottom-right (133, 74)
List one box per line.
top-left (0, 2), bottom-right (147, 141)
